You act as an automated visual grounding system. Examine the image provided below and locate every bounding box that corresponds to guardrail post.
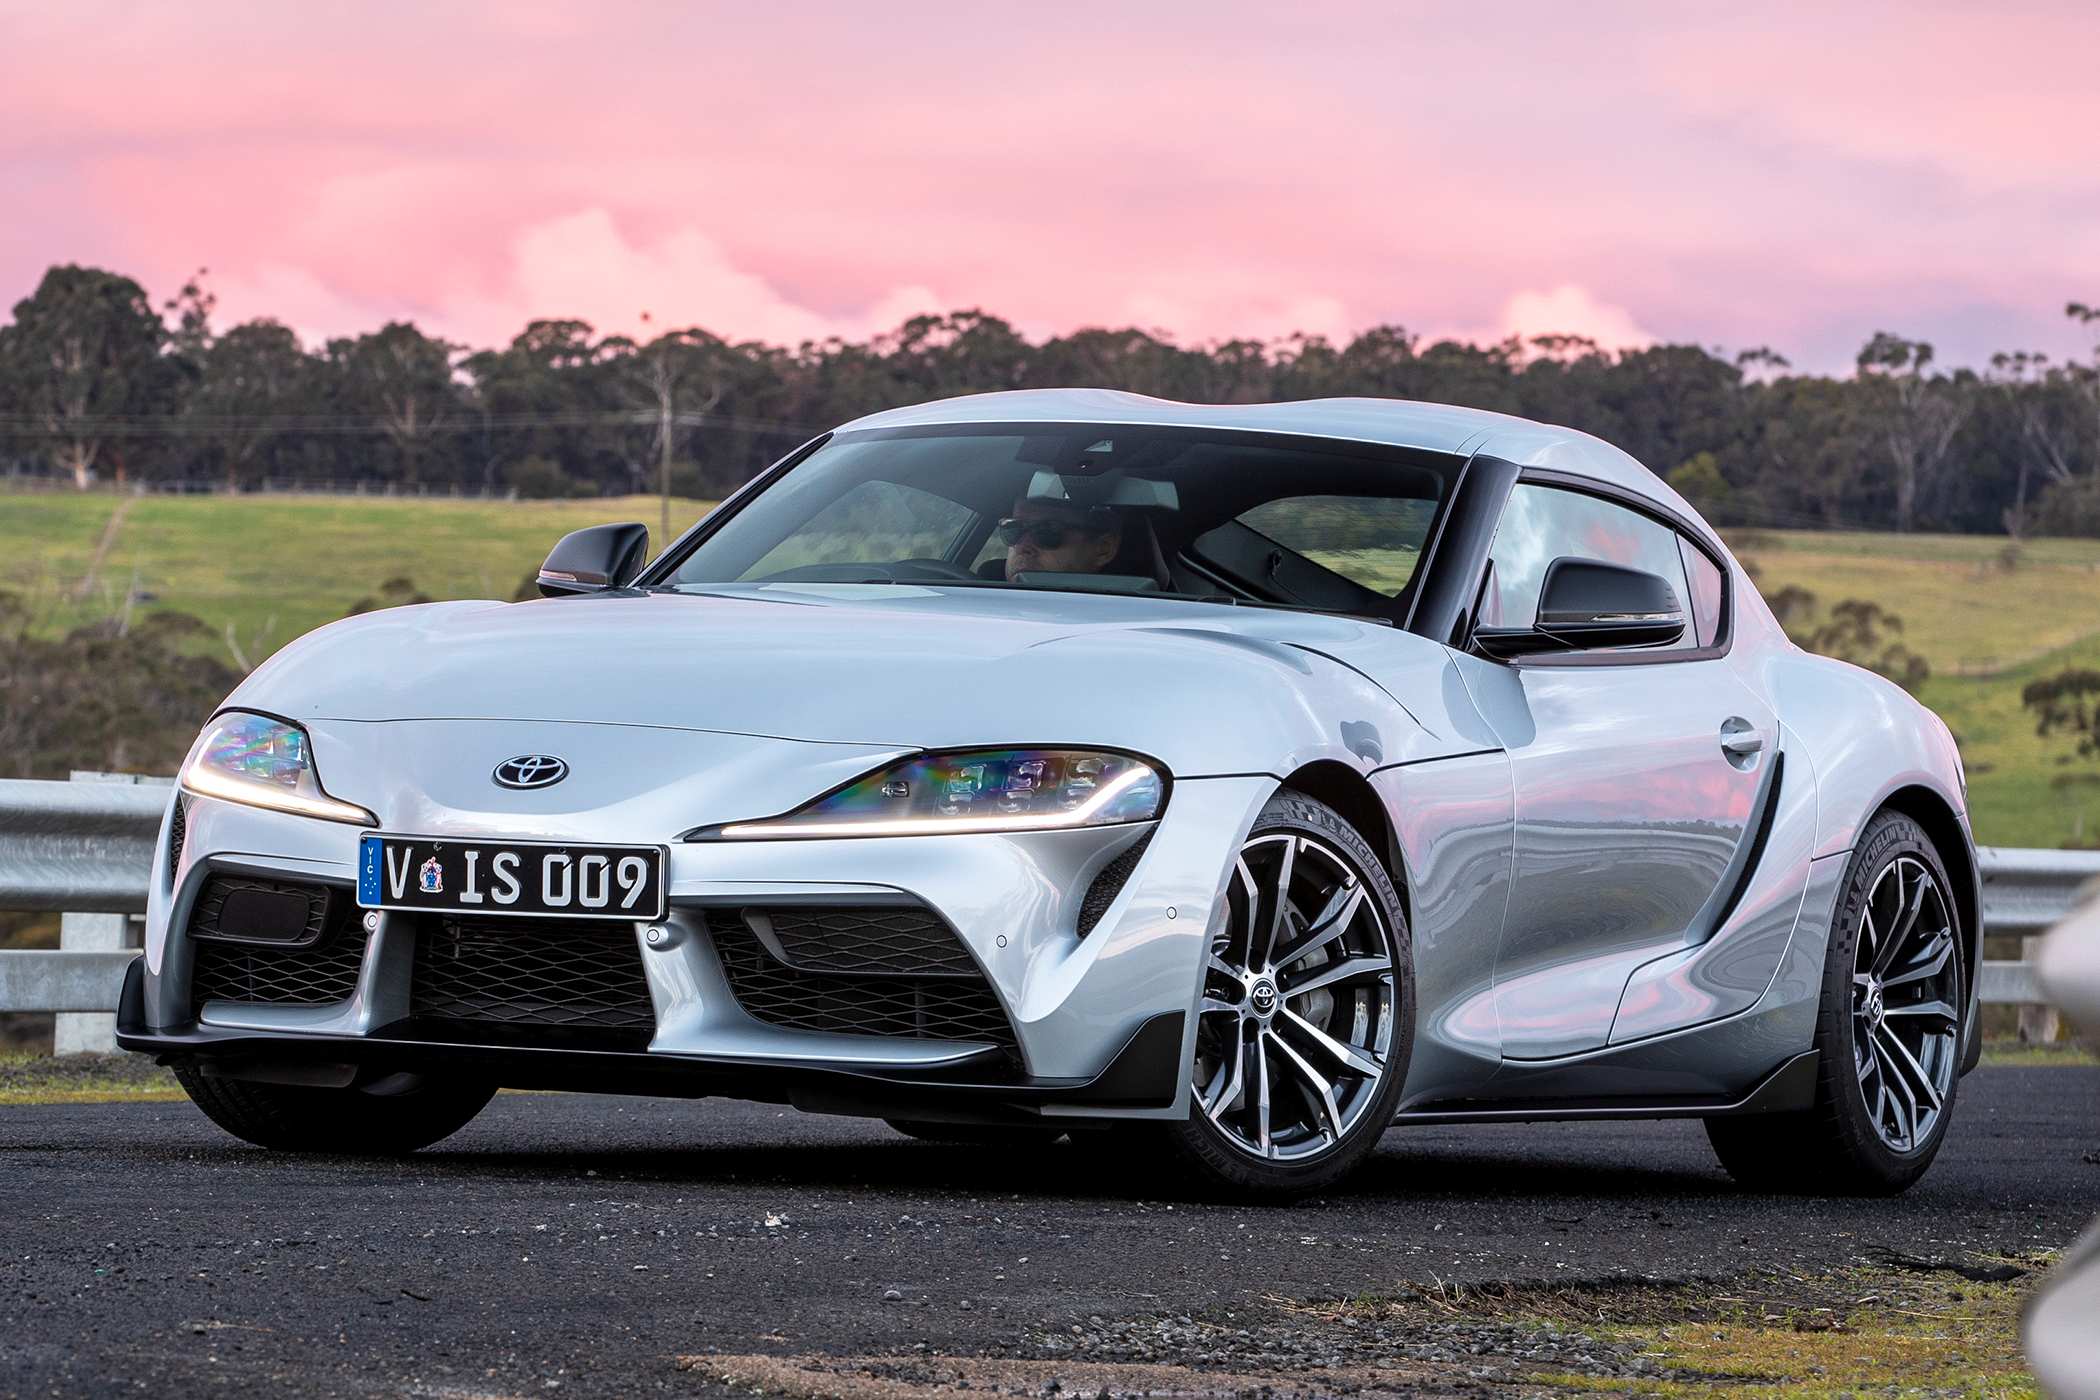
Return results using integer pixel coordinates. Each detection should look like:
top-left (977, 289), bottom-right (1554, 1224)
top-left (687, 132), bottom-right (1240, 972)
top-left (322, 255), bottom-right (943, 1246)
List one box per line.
top-left (2017, 935), bottom-right (2062, 1044)
top-left (51, 772), bottom-right (169, 1055)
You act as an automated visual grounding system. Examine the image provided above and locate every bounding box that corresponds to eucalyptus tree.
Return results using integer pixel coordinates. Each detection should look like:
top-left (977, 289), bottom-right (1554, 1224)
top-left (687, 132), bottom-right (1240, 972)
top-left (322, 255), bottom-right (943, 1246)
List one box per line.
top-left (0, 265), bottom-right (177, 487)
top-left (321, 322), bottom-right (462, 486)
top-left (1856, 332), bottom-right (1973, 532)
top-left (187, 320), bottom-right (312, 490)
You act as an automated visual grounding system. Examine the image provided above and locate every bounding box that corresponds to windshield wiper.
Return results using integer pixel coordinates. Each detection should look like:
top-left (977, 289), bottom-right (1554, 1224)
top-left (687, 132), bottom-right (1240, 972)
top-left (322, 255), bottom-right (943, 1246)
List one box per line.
top-left (936, 577), bottom-right (1241, 606)
top-left (1229, 598), bottom-right (1396, 626)
top-left (658, 577), bottom-right (1394, 622)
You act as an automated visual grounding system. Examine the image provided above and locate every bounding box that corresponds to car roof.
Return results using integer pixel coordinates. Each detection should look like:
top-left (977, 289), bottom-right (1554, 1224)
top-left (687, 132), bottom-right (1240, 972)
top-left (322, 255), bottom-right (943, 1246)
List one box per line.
top-left (834, 388), bottom-right (1688, 516)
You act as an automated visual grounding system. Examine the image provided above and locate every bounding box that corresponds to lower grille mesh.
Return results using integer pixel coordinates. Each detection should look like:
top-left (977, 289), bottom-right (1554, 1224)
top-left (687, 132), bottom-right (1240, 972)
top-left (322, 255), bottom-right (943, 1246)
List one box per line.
top-left (411, 917), bottom-right (655, 1031)
top-left (749, 905), bottom-right (980, 976)
top-left (192, 937), bottom-right (368, 1010)
top-left (712, 915), bottom-right (1017, 1052)
top-left (189, 884), bottom-right (367, 1012)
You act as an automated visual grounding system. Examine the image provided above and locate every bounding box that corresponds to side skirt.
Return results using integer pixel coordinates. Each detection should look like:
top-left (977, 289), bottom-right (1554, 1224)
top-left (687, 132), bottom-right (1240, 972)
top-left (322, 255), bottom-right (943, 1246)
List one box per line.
top-left (1391, 1049), bottom-right (1818, 1126)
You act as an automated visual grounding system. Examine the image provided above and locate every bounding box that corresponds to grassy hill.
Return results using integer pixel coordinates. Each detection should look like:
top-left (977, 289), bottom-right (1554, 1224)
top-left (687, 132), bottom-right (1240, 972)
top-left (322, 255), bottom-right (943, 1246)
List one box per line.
top-left (3, 490), bottom-right (2096, 848)
top-left (0, 492), bottom-right (717, 659)
top-left (1734, 530), bottom-right (2100, 850)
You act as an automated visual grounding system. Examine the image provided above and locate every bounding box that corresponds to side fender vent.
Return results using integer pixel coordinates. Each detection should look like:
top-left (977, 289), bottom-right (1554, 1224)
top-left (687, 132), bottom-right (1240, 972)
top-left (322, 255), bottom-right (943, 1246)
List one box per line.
top-left (1077, 832), bottom-right (1153, 939)
top-left (166, 797), bottom-right (187, 876)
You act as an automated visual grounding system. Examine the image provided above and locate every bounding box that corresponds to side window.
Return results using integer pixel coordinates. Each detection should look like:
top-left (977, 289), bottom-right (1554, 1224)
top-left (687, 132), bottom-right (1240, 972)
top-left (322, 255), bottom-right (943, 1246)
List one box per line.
top-left (1483, 484), bottom-right (1694, 651)
top-left (1678, 536), bottom-right (1726, 647)
top-left (742, 480), bottom-right (974, 579)
top-left (1233, 495), bottom-right (1437, 595)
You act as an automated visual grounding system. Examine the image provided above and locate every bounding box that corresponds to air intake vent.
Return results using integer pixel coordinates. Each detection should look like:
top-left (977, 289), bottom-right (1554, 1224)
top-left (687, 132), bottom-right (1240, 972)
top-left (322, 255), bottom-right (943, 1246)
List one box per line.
top-left (712, 916), bottom-right (1017, 1053)
top-left (166, 797), bottom-right (187, 875)
top-left (187, 876), bottom-right (366, 1012)
top-left (411, 917), bottom-right (655, 1033)
top-left (743, 905), bottom-right (979, 977)
top-left (1077, 833), bottom-right (1152, 938)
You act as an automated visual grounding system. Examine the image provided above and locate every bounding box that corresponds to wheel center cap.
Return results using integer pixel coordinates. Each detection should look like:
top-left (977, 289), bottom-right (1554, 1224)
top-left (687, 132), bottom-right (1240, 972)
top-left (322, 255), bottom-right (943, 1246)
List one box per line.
top-left (1248, 978), bottom-right (1279, 1018)
top-left (1862, 982), bottom-right (1886, 1028)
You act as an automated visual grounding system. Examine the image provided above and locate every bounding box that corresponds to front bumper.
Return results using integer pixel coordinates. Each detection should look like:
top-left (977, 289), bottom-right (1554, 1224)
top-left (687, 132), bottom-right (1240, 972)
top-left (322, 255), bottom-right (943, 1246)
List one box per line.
top-left (115, 958), bottom-right (1186, 1121)
top-left (136, 747), bottom-right (1276, 1118)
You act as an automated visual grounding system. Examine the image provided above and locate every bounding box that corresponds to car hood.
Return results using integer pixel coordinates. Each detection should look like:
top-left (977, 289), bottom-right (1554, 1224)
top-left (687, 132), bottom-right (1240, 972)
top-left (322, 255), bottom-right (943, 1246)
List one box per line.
top-left (227, 585), bottom-right (1471, 773)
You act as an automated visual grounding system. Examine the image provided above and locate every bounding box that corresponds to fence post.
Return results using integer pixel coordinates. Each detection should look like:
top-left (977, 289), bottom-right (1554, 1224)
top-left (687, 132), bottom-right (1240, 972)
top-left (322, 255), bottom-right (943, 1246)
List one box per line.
top-left (51, 772), bottom-right (170, 1055)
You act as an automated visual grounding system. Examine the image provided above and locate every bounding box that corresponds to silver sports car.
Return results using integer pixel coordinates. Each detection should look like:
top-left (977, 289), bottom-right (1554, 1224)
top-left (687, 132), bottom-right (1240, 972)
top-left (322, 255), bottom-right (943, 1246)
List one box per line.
top-left (118, 389), bottom-right (1978, 1197)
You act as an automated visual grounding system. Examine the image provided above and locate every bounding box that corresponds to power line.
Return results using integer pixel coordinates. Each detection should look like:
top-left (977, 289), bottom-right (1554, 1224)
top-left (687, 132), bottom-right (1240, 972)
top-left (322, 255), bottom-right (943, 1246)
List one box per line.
top-left (0, 409), bottom-right (818, 438)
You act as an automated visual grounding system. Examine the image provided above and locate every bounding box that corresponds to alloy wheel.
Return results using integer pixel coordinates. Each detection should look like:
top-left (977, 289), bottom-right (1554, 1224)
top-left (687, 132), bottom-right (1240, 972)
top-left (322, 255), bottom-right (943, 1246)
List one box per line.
top-left (1194, 831), bottom-right (1397, 1161)
top-left (1850, 855), bottom-right (1960, 1153)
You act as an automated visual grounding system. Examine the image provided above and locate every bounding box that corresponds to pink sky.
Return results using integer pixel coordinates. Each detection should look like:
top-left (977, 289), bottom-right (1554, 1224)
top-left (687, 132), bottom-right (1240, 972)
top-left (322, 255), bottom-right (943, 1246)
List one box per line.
top-left (3, 2), bottom-right (2095, 372)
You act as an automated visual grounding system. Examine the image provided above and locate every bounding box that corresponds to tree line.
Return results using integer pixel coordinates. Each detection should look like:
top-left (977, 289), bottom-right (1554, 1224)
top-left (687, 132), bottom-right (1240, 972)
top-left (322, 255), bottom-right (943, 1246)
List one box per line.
top-left (3, 263), bottom-right (2098, 536)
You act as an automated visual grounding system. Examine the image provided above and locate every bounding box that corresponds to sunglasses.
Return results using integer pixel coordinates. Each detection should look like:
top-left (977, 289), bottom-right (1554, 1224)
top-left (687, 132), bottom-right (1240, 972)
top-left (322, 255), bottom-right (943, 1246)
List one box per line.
top-left (994, 518), bottom-right (1101, 549)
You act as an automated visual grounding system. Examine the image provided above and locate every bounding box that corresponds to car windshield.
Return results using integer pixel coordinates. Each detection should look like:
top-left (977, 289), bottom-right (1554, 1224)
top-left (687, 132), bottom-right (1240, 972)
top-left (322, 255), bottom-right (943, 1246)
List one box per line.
top-left (655, 425), bottom-right (1457, 619)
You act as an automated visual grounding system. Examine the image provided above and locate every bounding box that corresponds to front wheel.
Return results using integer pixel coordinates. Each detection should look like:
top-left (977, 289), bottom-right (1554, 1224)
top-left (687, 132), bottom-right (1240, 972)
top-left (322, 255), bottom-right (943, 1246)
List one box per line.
top-left (175, 1067), bottom-right (496, 1154)
top-left (1706, 810), bottom-right (1964, 1194)
top-left (1157, 791), bottom-right (1414, 1197)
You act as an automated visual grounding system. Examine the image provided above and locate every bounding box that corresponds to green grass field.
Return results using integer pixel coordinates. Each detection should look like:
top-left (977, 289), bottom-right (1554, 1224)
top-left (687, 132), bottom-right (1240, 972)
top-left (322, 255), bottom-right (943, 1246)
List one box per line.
top-left (4, 491), bottom-right (2098, 847)
top-left (0, 491), bottom-right (716, 660)
top-left (1736, 530), bottom-right (2100, 849)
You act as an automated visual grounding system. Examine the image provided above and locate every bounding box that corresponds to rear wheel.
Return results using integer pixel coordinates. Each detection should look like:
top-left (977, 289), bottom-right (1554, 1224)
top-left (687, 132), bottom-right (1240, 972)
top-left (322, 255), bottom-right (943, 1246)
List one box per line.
top-left (175, 1067), bottom-right (496, 1154)
top-left (1706, 811), bottom-right (1964, 1194)
top-left (1159, 791), bottom-right (1413, 1197)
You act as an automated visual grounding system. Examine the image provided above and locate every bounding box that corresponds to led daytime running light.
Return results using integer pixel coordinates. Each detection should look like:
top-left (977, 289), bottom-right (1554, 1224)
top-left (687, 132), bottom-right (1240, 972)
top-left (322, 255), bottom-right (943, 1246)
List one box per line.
top-left (179, 762), bottom-right (377, 824)
top-left (720, 764), bottom-right (1154, 839)
top-left (180, 713), bottom-right (376, 825)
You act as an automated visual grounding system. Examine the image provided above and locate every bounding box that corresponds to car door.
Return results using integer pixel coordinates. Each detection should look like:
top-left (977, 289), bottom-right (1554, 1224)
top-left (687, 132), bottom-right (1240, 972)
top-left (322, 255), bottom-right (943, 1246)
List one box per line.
top-left (1455, 480), bottom-right (1777, 1060)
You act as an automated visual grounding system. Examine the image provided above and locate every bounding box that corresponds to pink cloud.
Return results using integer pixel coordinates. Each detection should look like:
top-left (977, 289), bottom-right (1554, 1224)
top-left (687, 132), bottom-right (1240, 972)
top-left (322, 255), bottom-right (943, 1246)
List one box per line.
top-left (1484, 286), bottom-right (1659, 354)
top-left (2, 2), bottom-right (2095, 372)
top-left (446, 210), bottom-right (946, 348)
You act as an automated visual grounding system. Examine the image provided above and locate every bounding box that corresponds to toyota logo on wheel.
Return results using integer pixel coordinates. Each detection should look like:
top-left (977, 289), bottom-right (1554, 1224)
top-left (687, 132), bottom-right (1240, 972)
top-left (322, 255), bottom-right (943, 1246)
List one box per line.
top-left (493, 754), bottom-right (569, 789)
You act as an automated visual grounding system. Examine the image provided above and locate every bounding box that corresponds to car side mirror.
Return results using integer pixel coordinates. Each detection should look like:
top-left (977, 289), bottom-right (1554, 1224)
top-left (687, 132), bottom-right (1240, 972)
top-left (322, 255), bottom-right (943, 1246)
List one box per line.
top-left (537, 523), bottom-right (649, 597)
top-left (1473, 557), bottom-right (1685, 658)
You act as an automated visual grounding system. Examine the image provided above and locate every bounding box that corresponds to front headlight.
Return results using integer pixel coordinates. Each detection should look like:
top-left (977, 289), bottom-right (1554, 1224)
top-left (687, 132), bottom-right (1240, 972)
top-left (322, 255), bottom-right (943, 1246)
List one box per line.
top-left (179, 712), bottom-right (376, 825)
top-left (709, 747), bottom-right (1166, 839)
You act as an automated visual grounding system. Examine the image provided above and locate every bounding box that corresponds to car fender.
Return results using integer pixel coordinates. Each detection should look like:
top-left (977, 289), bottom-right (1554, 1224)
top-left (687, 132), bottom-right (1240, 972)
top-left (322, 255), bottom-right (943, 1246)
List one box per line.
top-left (1735, 642), bottom-right (1967, 862)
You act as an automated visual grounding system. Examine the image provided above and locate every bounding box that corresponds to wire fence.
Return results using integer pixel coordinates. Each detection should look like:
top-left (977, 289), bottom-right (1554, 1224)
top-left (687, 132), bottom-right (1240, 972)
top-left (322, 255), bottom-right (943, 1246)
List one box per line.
top-left (0, 474), bottom-right (533, 500)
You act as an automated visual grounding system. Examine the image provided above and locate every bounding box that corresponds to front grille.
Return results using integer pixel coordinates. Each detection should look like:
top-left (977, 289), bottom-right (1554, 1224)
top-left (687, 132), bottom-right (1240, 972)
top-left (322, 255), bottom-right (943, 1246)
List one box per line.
top-left (745, 905), bottom-right (979, 976)
top-left (188, 878), bottom-right (366, 1012)
top-left (711, 915), bottom-right (1018, 1053)
top-left (411, 917), bottom-right (655, 1032)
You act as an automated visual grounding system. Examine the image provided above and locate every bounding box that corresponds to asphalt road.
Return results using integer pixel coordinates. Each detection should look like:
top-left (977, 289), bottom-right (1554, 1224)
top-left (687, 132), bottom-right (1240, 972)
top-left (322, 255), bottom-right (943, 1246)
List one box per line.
top-left (2, 1065), bottom-right (2095, 1398)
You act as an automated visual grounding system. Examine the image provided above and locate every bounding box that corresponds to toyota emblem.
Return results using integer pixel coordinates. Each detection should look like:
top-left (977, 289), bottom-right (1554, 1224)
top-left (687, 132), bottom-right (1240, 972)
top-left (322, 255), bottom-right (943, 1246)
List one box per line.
top-left (493, 754), bottom-right (569, 790)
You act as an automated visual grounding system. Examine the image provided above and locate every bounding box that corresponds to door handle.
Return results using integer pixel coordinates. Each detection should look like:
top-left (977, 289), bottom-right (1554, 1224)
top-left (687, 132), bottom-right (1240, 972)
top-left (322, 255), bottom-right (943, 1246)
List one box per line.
top-left (1720, 720), bottom-right (1765, 758)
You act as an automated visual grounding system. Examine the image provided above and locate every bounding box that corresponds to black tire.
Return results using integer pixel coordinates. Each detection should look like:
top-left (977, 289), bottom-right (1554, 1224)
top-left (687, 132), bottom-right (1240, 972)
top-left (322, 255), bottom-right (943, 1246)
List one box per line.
top-left (884, 1119), bottom-right (1067, 1146)
top-left (1155, 790), bottom-right (1414, 1198)
top-left (1706, 810), bottom-right (1964, 1195)
top-left (174, 1067), bottom-right (496, 1154)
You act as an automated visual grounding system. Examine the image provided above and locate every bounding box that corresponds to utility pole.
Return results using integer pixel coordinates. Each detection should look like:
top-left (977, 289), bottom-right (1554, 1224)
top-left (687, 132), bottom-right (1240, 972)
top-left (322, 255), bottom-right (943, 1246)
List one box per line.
top-left (658, 354), bottom-right (672, 546)
top-left (641, 311), bottom-right (672, 549)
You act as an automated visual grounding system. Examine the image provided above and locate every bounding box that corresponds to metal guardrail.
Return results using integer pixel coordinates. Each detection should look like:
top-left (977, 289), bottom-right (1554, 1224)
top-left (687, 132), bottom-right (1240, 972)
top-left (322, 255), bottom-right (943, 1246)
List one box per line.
top-left (0, 777), bottom-right (170, 914)
top-left (1, 776), bottom-right (2094, 1041)
top-left (0, 951), bottom-right (141, 1013)
top-left (1975, 846), bottom-right (2100, 936)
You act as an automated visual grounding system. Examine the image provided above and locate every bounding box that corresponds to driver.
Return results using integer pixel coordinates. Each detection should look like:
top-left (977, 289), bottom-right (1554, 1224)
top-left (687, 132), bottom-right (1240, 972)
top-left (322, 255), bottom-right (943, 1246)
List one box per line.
top-left (996, 497), bottom-right (1124, 581)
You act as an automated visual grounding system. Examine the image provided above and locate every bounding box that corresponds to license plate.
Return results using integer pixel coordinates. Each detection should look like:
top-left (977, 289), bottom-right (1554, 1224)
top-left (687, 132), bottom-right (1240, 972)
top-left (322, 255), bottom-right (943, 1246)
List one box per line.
top-left (356, 834), bottom-right (667, 921)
